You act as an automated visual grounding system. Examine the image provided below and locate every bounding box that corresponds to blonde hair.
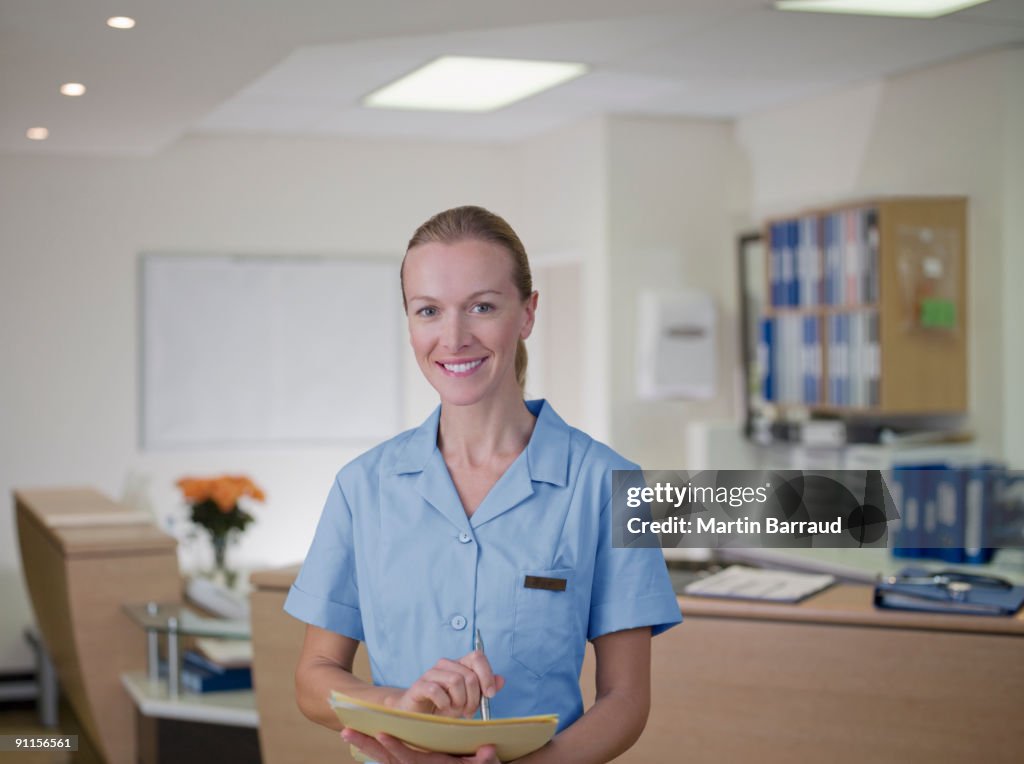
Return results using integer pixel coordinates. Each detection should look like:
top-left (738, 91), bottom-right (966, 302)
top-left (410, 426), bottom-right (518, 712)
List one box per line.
top-left (402, 206), bottom-right (533, 391)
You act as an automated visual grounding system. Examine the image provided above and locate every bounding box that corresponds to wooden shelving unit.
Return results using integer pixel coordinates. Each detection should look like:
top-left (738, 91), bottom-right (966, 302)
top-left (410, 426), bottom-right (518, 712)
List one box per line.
top-left (759, 197), bottom-right (966, 416)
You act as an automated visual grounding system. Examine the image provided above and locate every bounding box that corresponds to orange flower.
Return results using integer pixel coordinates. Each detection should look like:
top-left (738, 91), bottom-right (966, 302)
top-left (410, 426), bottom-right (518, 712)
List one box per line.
top-left (176, 474), bottom-right (266, 511)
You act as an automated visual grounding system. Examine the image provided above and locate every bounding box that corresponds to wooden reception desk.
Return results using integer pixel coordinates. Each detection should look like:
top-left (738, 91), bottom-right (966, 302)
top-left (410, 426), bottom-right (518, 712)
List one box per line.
top-left (251, 565), bottom-right (1023, 764)
top-left (15, 487), bottom-right (182, 764)
top-left (249, 564), bottom-right (372, 764)
top-left (582, 585), bottom-right (1024, 764)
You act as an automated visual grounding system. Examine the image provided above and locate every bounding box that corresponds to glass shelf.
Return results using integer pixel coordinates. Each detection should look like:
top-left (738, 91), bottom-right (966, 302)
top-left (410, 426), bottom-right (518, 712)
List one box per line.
top-left (123, 601), bottom-right (251, 698)
top-left (122, 602), bottom-right (250, 640)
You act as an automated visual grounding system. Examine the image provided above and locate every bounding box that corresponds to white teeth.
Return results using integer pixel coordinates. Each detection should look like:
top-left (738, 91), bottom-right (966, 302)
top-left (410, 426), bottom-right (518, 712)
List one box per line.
top-left (443, 359), bottom-right (483, 373)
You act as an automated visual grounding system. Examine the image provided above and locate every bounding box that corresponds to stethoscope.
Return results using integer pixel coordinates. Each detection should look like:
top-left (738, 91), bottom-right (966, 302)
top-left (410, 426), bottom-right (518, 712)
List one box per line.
top-left (882, 570), bottom-right (1012, 601)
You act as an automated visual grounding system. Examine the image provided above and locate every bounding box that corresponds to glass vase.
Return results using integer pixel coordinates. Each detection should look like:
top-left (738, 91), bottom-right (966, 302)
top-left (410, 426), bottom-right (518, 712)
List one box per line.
top-left (208, 530), bottom-right (237, 589)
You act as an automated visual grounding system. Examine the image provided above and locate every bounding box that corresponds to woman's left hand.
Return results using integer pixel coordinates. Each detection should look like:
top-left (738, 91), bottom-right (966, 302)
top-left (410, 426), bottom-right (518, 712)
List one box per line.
top-left (341, 729), bottom-right (501, 764)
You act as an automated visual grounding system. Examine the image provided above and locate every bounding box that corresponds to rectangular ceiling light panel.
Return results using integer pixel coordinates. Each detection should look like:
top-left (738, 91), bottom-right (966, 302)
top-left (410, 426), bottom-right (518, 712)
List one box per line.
top-left (776, 0), bottom-right (991, 19)
top-left (364, 55), bottom-right (587, 112)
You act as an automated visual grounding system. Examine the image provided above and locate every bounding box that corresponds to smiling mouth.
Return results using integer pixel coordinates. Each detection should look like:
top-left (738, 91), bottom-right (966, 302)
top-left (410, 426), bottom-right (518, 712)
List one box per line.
top-left (437, 358), bottom-right (486, 376)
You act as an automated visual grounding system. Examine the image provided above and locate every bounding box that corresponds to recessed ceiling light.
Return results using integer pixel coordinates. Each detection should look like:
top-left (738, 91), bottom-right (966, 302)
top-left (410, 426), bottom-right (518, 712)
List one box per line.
top-left (775, 0), bottom-right (991, 18)
top-left (26, 127), bottom-right (49, 141)
top-left (60, 82), bottom-right (86, 97)
top-left (106, 16), bottom-right (136, 29)
top-left (364, 55), bottom-right (587, 112)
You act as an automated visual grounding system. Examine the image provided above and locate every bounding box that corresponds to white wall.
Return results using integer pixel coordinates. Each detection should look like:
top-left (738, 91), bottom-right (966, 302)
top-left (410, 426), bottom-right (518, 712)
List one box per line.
top-left (605, 115), bottom-right (750, 468)
top-left (515, 114), bottom-right (752, 469)
top-left (514, 117), bottom-right (611, 440)
top-left (736, 46), bottom-right (1024, 462)
top-left (1002, 49), bottom-right (1024, 465)
top-left (531, 262), bottom-right (585, 429)
top-left (0, 134), bottom-right (521, 667)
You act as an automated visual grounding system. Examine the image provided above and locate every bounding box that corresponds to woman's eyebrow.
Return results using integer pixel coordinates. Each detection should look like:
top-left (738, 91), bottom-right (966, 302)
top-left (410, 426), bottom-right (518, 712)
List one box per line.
top-left (407, 289), bottom-right (503, 303)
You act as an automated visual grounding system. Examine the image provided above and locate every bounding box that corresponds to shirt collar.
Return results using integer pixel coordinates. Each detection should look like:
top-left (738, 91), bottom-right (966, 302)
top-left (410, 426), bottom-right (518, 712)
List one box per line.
top-left (392, 398), bottom-right (570, 488)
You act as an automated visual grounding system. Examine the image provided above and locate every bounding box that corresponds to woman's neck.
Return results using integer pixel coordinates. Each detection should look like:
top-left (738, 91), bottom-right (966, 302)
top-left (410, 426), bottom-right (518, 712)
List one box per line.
top-left (437, 393), bottom-right (537, 469)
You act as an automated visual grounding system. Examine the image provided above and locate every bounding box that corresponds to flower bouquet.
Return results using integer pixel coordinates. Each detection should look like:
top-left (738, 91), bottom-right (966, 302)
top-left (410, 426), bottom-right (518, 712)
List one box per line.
top-left (176, 474), bottom-right (265, 587)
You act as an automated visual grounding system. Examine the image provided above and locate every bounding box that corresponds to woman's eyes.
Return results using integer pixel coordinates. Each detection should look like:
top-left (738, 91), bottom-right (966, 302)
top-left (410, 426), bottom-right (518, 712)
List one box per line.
top-left (415, 303), bottom-right (494, 317)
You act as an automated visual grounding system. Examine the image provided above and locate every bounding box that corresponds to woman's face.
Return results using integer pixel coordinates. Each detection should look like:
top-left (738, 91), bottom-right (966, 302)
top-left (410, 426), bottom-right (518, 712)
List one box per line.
top-left (403, 238), bottom-right (536, 408)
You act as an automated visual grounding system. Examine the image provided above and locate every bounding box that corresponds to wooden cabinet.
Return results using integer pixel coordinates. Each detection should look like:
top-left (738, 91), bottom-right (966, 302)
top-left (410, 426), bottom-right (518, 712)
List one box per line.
top-left (581, 585), bottom-right (1023, 763)
top-left (760, 197), bottom-right (967, 416)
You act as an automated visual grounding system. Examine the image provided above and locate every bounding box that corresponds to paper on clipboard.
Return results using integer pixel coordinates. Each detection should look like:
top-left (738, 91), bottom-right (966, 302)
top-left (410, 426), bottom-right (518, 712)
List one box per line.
top-left (329, 690), bottom-right (558, 762)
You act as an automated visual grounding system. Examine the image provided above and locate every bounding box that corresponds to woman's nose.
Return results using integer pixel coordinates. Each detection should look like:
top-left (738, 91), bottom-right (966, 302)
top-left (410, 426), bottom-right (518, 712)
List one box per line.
top-left (441, 314), bottom-right (470, 350)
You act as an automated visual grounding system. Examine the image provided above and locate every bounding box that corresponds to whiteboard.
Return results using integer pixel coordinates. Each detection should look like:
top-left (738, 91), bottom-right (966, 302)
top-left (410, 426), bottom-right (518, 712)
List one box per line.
top-left (140, 253), bottom-right (404, 449)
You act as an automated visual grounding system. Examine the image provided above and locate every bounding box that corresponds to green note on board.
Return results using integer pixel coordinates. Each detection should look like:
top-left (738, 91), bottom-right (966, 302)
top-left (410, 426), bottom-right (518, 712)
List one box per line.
top-left (919, 298), bottom-right (956, 329)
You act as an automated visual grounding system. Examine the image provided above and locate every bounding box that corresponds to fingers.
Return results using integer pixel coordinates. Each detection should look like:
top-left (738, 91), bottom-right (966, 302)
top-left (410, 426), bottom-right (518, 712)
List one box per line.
top-left (374, 733), bottom-right (417, 764)
top-left (398, 653), bottom-right (504, 720)
top-left (459, 650), bottom-right (499, 700)
top-left (343, 729), bottom-right (502, 764)
top-left (341, 728), bottom-right (392, 763)
top-left (403, 662), bottom-right (481, 718)
top-left (465, 744), bottom-right (500, 763)
top-left (434, 659), bottom-right (481, 716)
top-left (403, 676), bottom-right (456, 715)
top-left (376, 733), bottom-right (465, 764)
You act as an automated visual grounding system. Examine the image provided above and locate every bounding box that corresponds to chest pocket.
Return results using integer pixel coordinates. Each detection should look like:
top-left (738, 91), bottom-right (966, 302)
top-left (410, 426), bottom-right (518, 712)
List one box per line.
top-left (511, 567), bottom-right (580, 678)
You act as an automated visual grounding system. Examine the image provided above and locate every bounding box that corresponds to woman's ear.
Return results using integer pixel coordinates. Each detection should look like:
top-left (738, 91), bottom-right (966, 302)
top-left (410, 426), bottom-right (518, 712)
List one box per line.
top-left (520, 290), bottom-right (539, 340)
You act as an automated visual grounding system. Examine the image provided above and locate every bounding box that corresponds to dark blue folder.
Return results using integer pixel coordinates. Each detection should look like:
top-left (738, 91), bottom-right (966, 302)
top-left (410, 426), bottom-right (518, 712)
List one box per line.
top-left (874, 567), bottom-right (1024, 616)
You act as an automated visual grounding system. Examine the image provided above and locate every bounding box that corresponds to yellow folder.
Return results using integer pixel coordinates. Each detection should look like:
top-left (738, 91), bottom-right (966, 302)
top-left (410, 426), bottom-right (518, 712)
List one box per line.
top-left (329, 690), bottom-right (558, 761)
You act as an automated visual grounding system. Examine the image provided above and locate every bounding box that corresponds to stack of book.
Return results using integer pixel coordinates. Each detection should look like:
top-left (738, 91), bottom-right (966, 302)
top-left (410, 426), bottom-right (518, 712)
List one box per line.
top-left (179, 638), bottom-right (253, 693)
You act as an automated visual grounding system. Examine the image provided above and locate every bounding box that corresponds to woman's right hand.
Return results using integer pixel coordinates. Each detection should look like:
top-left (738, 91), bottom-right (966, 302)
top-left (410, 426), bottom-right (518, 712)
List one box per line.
top-left (389, 649), bottom-right (504, 718)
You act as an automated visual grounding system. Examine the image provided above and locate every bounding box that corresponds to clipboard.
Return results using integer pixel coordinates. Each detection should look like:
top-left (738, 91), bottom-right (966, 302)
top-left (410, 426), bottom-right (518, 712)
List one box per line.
top-left (329, 690), bottom-right (558, 761)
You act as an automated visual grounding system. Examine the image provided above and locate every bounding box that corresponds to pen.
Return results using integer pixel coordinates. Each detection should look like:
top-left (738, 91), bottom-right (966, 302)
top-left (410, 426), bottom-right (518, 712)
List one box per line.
top-left (475, 628), bottom-right (491, 721)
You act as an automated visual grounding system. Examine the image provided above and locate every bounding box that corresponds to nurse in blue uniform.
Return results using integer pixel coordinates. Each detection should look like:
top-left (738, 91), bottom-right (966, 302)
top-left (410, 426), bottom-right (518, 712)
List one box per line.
top-left (285, 206), bottom-right (681, 763)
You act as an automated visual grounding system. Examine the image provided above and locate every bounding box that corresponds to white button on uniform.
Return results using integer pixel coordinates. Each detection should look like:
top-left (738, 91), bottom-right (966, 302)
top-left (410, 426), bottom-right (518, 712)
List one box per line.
top-left (458, 531), bottom-right (472, 544)
top-left (450, 615), bottom-right (467, 630)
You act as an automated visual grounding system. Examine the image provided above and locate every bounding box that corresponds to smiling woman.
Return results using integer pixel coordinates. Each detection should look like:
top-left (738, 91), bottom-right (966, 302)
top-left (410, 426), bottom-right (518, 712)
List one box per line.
top-left (402, 207), bottom-right (536, 397)
top-left (402, 237), bottom-right (535, 409)
top-left (285, 206), bottom-right (681, 764)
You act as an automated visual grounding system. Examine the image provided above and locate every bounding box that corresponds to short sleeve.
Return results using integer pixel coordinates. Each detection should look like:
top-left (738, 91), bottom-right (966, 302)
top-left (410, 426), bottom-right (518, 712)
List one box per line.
top-left (283, 475), bottom-right (365, 641)
top-left (588, 491), bottom-right (682, 641)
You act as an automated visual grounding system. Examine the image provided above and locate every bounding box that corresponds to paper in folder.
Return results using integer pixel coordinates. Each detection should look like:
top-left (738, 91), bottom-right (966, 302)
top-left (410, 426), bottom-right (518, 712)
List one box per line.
top-left (682, 565), bottom-right (835, 603)
top-left (329, 690), bottom-right (558, 762)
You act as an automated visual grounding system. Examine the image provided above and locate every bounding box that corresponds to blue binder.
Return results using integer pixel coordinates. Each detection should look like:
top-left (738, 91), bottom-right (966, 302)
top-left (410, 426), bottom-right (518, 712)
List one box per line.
top-left (761, 317), bottom-right (774, 402)
top-left (916, 464), bottom-right (951, 560)
top-left (890, 465), bottom-right (919, 558)
top-left (788, 220), bottom-right (800, 306)
top-left (771, 222), bottom-right (784, 306)
top-left (934, 467), bottom-right (966, 564)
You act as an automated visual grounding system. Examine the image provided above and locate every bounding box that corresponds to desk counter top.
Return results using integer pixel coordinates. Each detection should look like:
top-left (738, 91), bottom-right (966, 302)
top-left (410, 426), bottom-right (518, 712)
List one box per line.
top-left (121, 672), bottom-right (259, 728)
top-left (676, 582), bottom-right (1024, 636)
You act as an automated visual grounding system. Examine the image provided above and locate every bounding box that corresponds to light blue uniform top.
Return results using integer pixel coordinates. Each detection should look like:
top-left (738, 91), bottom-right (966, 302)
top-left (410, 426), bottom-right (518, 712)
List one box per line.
top-left (284, 399), bottom-right (681, 733)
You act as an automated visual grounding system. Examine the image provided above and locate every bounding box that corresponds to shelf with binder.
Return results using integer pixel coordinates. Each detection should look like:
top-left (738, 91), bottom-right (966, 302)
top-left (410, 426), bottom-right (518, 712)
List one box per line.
top-left (757, 197), bottom-right (966, 416)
